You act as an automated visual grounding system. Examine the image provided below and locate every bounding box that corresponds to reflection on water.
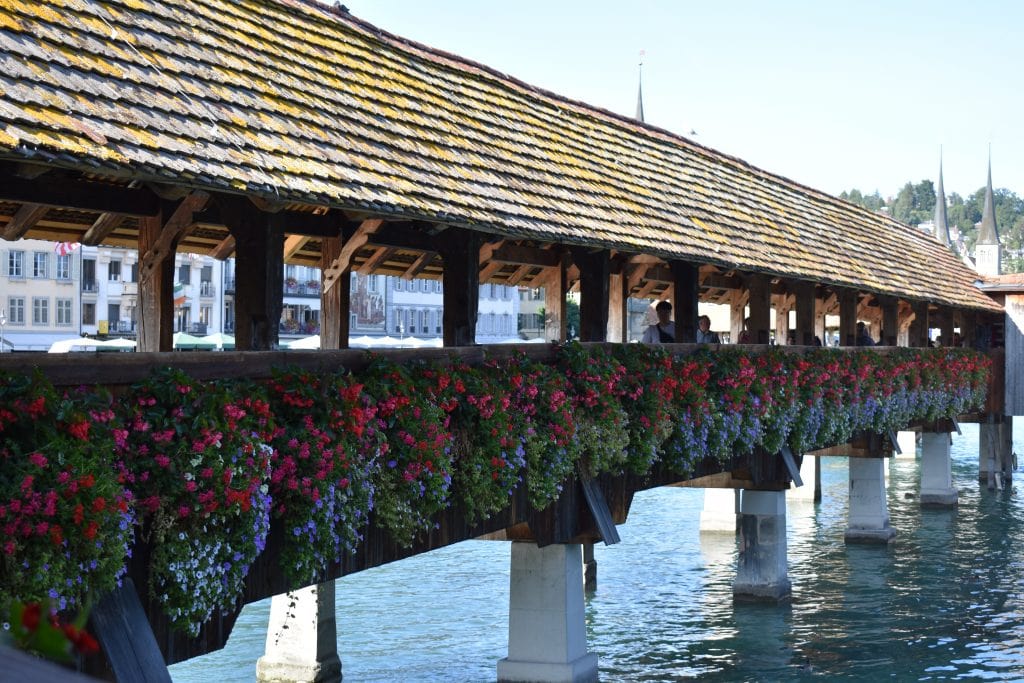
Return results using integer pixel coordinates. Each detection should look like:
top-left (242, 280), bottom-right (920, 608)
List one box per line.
top-left (172, 422), bottom-right (1024, 682)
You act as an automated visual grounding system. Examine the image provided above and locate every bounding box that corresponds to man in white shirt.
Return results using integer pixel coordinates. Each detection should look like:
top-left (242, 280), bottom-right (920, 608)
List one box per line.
top-left (641, 300), bottom-right (675, 343)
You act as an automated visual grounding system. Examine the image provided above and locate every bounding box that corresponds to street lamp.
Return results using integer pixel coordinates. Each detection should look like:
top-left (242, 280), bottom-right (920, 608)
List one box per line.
top-left (0, 308), bottom-right (6, 353)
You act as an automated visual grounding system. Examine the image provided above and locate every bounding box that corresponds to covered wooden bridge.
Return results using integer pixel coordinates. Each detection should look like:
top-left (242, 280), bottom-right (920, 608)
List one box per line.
top-left (0, 1), bottom-right (1007, 681)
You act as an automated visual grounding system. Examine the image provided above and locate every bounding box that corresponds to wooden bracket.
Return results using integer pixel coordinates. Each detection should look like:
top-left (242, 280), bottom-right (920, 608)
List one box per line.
top-left (1, 203), bottom-right (49, 240)
top-left (887, 429), bottom-right (900, 454)
top-left (577, 466), bottom-right (620, 545)
top-left (780, 445), bottom-right (803, 487)
top-left (323, 218), bottom-right (382, 293)
top-left (138, 191), bottom-right (210, 286)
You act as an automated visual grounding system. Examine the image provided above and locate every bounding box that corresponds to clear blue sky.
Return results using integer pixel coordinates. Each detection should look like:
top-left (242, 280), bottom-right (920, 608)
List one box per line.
top-left (349, 1), bottom-right (1023, 201)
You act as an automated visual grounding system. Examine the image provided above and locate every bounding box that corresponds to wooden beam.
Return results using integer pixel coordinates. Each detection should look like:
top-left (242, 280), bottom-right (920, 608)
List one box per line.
top-left (478, 239), bottom-right (505, 265)
top-left (837, 288), bottom-right (858, 346)
top-left (221, 198), bottom-right (284, 351)
top-left (323, 218), bottom-right (382, 293)
top-left (489, 244), bottom-right (560, 268)
top-left (0, 172), bottom-right (159, 216)
top-left (320, 235), bottom-right (349, 350)
top-left (210, 235), bottom-right (236, 260)
top-left (402, 251), bottom-right (436, 280)
top-left (1, 203), bottom-right (50, 240)
top-left (139, 192), bottom-right (210, 286)
top-left (670, 260), bottom-right (699, 343)
top-left (283, 234), bottom-right (310, 261)
top-left (81, 212), bottom-right (125, 246)
top-left (544, 250), bottom-right (569, 342)
top-left (793, 280), bottom-right (817, 346)
top-left (878, 295), bottom-right (899, 346)
top-left (746, 273), bottom-right (771, 344)
top-left (626, 263), bottom-right (650, 291)
top-left (136, 210), bottom-right (175, 353)
top-left (439, 228), bottom-right (481, 346)
top-left (572, 247), bottom-right (610, 342)
top-left (356, 246), bottom-right (393, 274)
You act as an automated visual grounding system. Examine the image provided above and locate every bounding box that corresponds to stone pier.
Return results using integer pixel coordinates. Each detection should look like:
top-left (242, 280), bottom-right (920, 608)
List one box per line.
top-left (257, 582), bottom-right (341, 683)
top-left (498, 542), bottom-right (598, 683)
top-left (845, 458), bottom-right (896, 543)
top-left (700, 488), bottom-right (740, 533)
top-left (920, 432), bottom-right (958, 506)
top-left (734, 490), bottom-right (790, 602)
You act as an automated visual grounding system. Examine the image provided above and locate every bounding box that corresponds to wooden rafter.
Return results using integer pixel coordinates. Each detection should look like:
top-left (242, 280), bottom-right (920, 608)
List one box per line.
top-left (478, 260), bottom-right (503, 282)
top-left (283, 234), bottom-right (310, 261)
top-left (506, 264), bottom-right (532, 286)
top-left (357, 246), bottom-right (392, 274)
top-left (626, 263), bottom-right (650, 291)
top-left (81, 212), bottom-right (124, 246)
top-left (210, 235), bottom-right (236, 260)
top-left (478, 239), bottom-right (505, 265)
top-left (402, 251), bottom-right (436, 280)
top-left (2, 203), bottom-right (50, 240)
top-left (490, 244), bottom-right (560, 268)
top-left (323, 218), bottom-right (382, 292)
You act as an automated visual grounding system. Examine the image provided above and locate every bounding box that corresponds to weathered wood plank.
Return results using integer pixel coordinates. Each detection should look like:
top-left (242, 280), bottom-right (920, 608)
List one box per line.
top-left (89, 578), bottom-right (171, 683)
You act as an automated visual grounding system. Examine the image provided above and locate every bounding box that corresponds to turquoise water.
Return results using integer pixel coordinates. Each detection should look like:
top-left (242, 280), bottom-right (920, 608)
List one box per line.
top-left (171, 421), bottom-right (1024, 681)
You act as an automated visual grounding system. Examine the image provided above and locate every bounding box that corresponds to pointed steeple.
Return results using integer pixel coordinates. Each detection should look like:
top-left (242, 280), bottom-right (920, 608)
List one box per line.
top-left (974, 150), bottom-right (1001, 276)
top-left (978, 154), bottom-right (999, 246)
top-left (635, 50), bottom-right (645, 123)
top-left (933, 149), bottom-right (950, 245)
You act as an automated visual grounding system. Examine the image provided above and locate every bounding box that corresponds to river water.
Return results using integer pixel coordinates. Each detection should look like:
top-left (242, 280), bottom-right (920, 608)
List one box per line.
top-left (170, 421), bottom-right (1024, 681)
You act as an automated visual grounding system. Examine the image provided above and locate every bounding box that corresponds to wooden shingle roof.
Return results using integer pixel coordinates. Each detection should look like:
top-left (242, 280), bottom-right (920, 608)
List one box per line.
top-left (0, 0), bottom-right (1000, 311)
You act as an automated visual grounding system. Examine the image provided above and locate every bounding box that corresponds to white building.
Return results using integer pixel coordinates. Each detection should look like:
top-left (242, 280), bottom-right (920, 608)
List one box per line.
top-left (0, 238), bottom-right (81, 351)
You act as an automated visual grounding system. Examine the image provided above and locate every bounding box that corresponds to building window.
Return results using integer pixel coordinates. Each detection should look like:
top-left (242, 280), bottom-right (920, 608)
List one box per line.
top-left (395, 278), bottom-right (404, 292)
top-left (200, 306), bottom-right (212, 325)
top-left (7, 250), bottom-right (24, 278)
top-left (109, 260), bottom-right (122, 281)
top-left (128, 262), bottom-right (138, 283)
top-left (419, 310), bottom-right (427, 333)
top-left (56, 298), bottom-right (73, 326)
top-left (178, 263), bottom-right (190, 285)
top-left (82, 302), bottom-right (95, 325)
top-left (82, 259), bottom-right (96, 291)
top-left (33, 252), bottom-right (48, 278)
top-left (56, 254), bottom-right (71, 280)
top-left (8, 297), bottom-right (25, 324)
top-left (32, 297), bottom-right (48, 325)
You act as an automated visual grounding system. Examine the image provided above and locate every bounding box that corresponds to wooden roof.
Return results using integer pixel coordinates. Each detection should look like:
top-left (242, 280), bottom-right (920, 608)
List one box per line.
top-left (0, 0), bottom-right (1000, 311)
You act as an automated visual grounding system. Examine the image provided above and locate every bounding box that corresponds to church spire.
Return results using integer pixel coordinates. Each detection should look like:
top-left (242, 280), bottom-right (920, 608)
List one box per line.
top-left (635, 50), bottom-right (645, 123)
top-left (978, 153), bottom-right (999, 246)
top-left (933, 148), bottom-right (950, 246)
top-left (974, 150), bottom-right (1001, 276)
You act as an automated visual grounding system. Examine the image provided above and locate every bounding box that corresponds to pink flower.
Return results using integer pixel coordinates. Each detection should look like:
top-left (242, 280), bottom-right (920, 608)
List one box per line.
top-left (154, 454), bottom-right (170, 468)
top-left (29, 452), bottom-right (47, 468)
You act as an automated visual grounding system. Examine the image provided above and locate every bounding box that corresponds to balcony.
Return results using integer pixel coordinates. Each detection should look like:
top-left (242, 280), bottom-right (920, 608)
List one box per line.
top-left (82, 279), bottom-right (99, 293)
top-left (283, 280), bottom-right (321, 298)
top-left (199, 281), bottom-right (215, 297)
top-left (224, 278), bottom-right (236, 294)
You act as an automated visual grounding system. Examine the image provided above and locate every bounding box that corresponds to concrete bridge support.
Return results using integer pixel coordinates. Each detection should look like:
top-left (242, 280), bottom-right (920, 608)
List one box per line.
top-left (920, 432), bottom-right (958, 506)
top-left (845, 458), bottom-right (896, 543)
top-left (257, 582), bottom-right (341, 683)
top-left (734, 490), bottom-right (790, 602)
top-left (498, 542), bottom-right (598, 683)
top-left (980, 417), bottom-right (1014, 489)
top-left (699, 488), bottom-right (740, 533)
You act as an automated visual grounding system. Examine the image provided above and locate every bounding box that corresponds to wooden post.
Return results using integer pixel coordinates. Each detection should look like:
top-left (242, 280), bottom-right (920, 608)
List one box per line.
top-left (136, 211), bottom-right (174, 352)
top-left (774, 296), bottom-right (791, 345)
top-left (879, 295), bottom-right (899, 346)
top-left (838, 288), bottom-right (858, 346)
top-left (961, 309), bottom-right (977, 348)
top-left (938, 305), bottom-right (955, 347)
top-left (545, 251), bottom-right (568, 343)
top-left (730, 291), bottom-right (747, 343)
top-left (319, 231), bottom-right (350, 350)
top-left (908, 300), bottom-right (930, 347)
top-left (572, 248), bottom-right (610, 342)
top-left (794, 280), bottom-right (816, 345)
top-left (439, 228), bottom-right (481, 346)
top-left (670, 260), bottom-right (699, 343)
top-left (746, 273), bottom-right (771, 344)
top-left (222, 199), bottom-right (284, 351)
top-left (606, 269), bottom-right (626, 343)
